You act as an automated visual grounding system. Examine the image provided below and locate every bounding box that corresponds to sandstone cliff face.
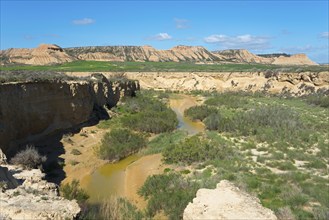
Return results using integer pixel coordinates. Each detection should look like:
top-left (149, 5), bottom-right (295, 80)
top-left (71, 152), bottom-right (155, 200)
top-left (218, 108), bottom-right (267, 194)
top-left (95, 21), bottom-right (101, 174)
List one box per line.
top-left (0, 75), bottom-right (139, 155)
top-left (99, 71), bottom-right (328, 95)
top-left (213, 49), bottom-right (318, 65)
top-left (0, 44), bottom-right (74, 65)
top-left (183, 180), bottom-right (277, 220)
top-left (1, 44), bottom-right (318, 65)
top-left (272, 54), bottom-right (318, 65)
top-left (64, 45), bottom-right (220, 62)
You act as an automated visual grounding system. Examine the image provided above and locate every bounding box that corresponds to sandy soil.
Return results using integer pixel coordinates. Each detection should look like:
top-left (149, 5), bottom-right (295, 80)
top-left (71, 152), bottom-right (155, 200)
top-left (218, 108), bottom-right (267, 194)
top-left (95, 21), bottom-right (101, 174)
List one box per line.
top-left (124, 154), bottom-right (168, 209)
top-left (60, 125), bottom-right (107, 185)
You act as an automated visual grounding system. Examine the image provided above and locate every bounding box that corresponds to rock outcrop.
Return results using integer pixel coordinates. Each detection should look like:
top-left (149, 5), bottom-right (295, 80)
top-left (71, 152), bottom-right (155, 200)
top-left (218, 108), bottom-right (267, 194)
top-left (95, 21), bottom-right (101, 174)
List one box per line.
top-left (93, 71), bottom-right (328, 95)
top-left (214, 49), bottom-right (318, 65)
top-left (0, 74), bottom-right (139, 155)
top-left (0, 164), bottom-right (80, 219)
top-left (0, 44), bottom-right (318, 65)
top-left (0, 44), bottom-right (74, 65)
top-left (64, 45), bottom-right (220, 62)
top-left (183, 180), bottom-right (277, 220)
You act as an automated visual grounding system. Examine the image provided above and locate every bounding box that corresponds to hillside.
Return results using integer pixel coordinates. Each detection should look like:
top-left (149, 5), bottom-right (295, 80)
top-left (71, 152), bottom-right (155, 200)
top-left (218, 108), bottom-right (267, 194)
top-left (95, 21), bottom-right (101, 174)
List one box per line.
top-left (0, 44), bottom-right (318, 66)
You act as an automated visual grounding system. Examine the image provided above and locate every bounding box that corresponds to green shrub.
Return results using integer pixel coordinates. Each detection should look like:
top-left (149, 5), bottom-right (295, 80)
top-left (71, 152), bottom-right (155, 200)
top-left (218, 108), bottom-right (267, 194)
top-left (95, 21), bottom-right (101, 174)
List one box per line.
top-left (184, 105), bottom-right (218, 121)
top-left (81, 197), bottom-right (143, 220)
top-left (204, 105), bottom-right (308, 145)
top-left (121, 110), bottom-right (178, 133)
top-left (163, 134), bottom-right (234, 165)
top-left (71, 149), bottom-right (82, 155)
top-left (304, 93), bottom-right (329, 108)
top-left (204, 92), bottom-right (249, 109)
top-left (10, 145), bottom-right (46, 169)
top-left (138, 173), bottom-right (199, 220)
top-left (119, 91), bottom-right (178, 133)
top-left (60, 179), bottom-right (89, 204)
top-left (144, 130), bottom-right (187, 155)
top-left (97, 128), bottom-right (146, 161)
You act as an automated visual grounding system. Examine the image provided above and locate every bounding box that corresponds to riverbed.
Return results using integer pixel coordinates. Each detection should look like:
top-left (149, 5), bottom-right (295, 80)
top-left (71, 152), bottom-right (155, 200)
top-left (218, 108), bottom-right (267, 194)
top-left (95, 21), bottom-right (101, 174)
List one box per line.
top-left (79, 94), bottom-right (205, 206)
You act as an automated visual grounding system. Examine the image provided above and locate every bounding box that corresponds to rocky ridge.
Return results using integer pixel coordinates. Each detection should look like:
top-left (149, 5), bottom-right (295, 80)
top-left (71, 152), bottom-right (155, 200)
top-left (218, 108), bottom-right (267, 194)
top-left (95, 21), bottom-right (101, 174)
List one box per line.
top-left (0, 44), bottom-right (318, 65)
top-left (183, 180), bottom-right (277, 220)
top-left (0, 44), bottom-right (75, 65)
top-left (0, 163), bottom-right (80, 220)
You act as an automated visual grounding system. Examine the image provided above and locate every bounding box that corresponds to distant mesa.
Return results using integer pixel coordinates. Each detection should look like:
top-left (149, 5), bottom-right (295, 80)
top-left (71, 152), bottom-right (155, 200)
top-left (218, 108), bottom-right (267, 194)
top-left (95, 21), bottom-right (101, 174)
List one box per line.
top-left (0, 44), bottom-right (318, 66)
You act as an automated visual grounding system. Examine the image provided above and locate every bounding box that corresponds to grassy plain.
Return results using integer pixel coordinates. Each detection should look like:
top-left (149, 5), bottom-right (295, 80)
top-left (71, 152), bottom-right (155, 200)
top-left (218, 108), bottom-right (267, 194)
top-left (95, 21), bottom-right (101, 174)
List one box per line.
top-left (1, 60), bottom-right (328, 72)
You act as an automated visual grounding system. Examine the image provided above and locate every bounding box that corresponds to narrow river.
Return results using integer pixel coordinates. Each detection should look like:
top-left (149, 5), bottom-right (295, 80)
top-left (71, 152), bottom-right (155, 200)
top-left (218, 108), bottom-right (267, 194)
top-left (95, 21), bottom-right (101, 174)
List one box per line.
top-left (81, 94), bottom-right (204, 206)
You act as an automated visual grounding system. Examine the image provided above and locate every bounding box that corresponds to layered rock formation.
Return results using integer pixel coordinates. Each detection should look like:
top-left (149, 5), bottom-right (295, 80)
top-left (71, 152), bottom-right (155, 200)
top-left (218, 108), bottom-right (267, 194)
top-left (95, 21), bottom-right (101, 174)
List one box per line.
top-left (90, 71), bottom-right (328, 95)
top-left (0, 74), bottom-right (139, 155)
top-left (214, 49), bottom-right (318, 65)
top-left (0, 44), bottom-right (318, 65)
top-left (183, 180), bottom-right (277, 220)
top-left (0, 164), bottom-right (80, 219)
top-left (64, 45), bottom-right (220, 62)
top-left (0, 44), bottom-right (74, 65)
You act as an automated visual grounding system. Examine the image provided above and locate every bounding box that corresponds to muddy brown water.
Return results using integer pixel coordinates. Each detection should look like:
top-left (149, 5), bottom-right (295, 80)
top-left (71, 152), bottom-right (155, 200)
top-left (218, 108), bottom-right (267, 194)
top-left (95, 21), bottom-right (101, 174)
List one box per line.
top-left (81, 94), bottom-right (204, 205)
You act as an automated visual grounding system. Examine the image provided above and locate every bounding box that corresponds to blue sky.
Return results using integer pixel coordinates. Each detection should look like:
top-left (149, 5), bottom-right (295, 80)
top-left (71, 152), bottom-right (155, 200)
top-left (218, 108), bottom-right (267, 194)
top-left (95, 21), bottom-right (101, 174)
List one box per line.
top-left (1, 0), bottom-right (328, 63)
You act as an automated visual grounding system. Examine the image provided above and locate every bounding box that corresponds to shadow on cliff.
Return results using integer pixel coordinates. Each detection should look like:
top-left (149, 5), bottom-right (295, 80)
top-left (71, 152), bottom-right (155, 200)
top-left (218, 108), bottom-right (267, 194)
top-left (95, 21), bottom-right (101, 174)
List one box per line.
top-left (1, 74), bottom-right (139, 185)
top-left (36, 105), bottom-right (111, 185)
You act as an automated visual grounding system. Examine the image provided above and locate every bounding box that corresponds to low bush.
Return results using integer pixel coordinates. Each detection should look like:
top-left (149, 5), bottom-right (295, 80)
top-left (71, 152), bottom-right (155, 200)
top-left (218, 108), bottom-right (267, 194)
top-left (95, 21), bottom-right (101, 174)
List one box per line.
top-left (81, 197), bottom-right (143, 220)
top-left (121, 110), bottom-right (178, 133)
top-left (144, 130), bottom-right (187, 155)
top-left (10, 145), bottom-right (46, 169)
top-left (184, 105), bottom-right (218, 121)
top-left (71, 149), bottom-right (81, 155)
top-left (163, 133), bottom-right (235, 165)
top-left (60, 179), bottom-right (89, 204)
top-left (204, 105), bottom-right (308, 145)
top-left (204, 92), bottom-right (249, 109)
top-left (304, 94), bottom-right (329, 108)
top-left (117, 91), bottom-right (178, 133)
top-left (97, 128), bottom-right (146, 161)
top-left (138, 173), bottom-right (199, 220)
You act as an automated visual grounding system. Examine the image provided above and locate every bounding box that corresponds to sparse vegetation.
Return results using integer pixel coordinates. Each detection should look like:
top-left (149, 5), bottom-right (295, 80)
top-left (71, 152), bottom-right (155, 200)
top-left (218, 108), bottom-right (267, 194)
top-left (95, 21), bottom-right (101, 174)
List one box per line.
top-left (10, 145), bottom-right (46, 169)
top-left (163, 133), bottom-right (235, 165)
top-left (138, 173), bottom-right (200, 220)
top-left (60, 179), bottom-right (89, 204)
top-left (71, 149), bottom-right (82, 155)
top-left (81, 197), bottom-right (143, 220)
top-left (97, 128), bottom-right (146, 161)
top-left (140, 91), bottom-right (329, 219)
top-left (98, 90), bottom-right (178, 133)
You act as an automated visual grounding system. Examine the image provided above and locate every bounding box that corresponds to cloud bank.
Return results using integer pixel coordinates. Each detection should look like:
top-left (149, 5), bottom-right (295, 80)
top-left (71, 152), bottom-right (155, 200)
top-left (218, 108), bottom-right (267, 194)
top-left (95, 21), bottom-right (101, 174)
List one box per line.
top-left (174, 18), bottom-right (189, 29)
top-left (204, 34), bottom-right (271, 50)
top-left (150, 33), bottom-right (173, 41)
top-left (72, 18), bottom-right (95, 25)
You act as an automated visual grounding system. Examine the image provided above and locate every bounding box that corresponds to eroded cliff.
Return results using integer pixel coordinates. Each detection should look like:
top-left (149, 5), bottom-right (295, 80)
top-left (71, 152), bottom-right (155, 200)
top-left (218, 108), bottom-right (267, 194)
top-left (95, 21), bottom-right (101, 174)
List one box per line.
top-left (0, 73), bottom-right (139, 155)
top-left (70, 71), bottom-right (329, 95)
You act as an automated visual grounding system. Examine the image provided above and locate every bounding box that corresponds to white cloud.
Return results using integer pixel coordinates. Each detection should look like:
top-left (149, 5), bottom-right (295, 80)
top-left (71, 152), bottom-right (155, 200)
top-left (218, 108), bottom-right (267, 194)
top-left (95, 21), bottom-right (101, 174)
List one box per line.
top-left (151, 33), bottom-right (173, 41)
top-left (44, 34), bottom-right (60, 38)
top-left (320, 32), bottom-right (329, 38)
top-left (174, 18), bottom-right (189, 29)
top-left (204, 34), bottom-right (271, 50)
top-left (72, 18), bottom-right (95, 25)
top-left (24, 35), bottom-right (35, 40)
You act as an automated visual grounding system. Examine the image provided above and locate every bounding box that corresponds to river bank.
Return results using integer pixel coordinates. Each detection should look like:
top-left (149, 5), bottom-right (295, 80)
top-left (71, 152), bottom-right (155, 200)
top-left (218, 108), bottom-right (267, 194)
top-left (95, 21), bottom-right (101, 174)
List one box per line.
top-left (60, 93), bottom-right (204, 209)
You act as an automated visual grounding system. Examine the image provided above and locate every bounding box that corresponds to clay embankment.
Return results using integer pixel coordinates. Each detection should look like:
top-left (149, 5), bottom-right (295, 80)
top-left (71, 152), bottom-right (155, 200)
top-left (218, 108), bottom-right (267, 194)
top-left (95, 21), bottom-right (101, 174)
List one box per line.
top-left (67, 71), bottom-right (329, 95)
top-left (0, 74), bottom-right (139, 156)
